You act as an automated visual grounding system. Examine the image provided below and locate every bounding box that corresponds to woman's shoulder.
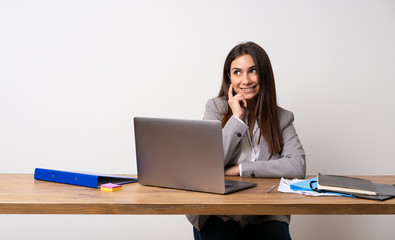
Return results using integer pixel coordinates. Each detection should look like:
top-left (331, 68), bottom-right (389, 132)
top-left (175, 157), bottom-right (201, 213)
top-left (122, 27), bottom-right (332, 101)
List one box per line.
top-left (205, 96), bottom-right (228, 112)
top-left (278, 106), bottom-right (292, 115)
top-left (204, 96), bottom-right (228, 120)
top-left (277, 107), bottom-right (294, 128)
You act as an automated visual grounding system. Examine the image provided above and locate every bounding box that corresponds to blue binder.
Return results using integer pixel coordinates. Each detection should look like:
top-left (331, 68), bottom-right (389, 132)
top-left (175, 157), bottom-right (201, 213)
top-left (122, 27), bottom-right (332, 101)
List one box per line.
top-left (34, 168), bottom-right (138, 188)
top-left (290, 177), bottom-right (353, 197)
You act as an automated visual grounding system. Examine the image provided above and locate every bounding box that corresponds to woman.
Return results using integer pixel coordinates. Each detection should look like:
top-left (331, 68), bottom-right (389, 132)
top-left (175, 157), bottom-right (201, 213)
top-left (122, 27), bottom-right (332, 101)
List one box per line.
top-left (187, 42), bottom-right (306, 240)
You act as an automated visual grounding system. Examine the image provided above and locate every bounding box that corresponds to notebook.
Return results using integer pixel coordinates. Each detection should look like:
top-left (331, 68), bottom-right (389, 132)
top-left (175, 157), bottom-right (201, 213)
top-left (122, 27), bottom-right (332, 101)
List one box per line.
top-left (317, 173), bottom-right (378, 195)
top-left (317, 173), bottom-right (395, 200)
top-left (133, 117), bottom-right (257, 194)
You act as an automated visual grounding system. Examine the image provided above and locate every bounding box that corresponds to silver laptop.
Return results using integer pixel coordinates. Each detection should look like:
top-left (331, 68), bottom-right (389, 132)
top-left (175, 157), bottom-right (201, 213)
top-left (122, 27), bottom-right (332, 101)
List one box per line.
top-left (133, 117), bottom-right (257, 194)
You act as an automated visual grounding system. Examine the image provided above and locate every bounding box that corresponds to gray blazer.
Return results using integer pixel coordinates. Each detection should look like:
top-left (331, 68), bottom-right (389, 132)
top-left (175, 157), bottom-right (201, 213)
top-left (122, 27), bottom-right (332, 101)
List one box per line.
top-left (187, 96), bottom-right (306, 231)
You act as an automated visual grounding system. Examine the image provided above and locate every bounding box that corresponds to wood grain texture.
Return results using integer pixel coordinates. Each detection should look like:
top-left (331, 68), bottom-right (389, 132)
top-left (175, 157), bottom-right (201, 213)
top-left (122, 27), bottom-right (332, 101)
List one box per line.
top-left (0, 174), bottom-right (394, 214)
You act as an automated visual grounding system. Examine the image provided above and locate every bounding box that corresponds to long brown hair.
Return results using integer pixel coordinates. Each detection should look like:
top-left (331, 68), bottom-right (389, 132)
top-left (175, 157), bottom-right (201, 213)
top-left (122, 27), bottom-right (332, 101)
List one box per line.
top-left (218, 42), bottom-right (282, 154)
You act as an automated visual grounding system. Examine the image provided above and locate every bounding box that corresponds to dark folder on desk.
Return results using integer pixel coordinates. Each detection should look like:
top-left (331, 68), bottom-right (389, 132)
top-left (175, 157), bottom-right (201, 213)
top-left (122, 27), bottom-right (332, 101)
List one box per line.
top-left (317, 173), bottom-right (395, 201)
top-left (34, 168), bottom-right (137, 188)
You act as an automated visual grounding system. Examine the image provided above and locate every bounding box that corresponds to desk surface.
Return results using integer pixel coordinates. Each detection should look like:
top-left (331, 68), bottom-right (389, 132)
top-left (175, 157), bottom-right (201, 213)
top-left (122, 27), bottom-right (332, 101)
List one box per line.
top-left (1, 174), bottom-right (394, 215)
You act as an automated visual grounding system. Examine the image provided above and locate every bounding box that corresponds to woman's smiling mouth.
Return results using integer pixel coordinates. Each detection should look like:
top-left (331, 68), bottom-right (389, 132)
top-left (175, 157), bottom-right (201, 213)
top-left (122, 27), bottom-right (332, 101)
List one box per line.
top-left (240, 86), bottom-right (257, 92)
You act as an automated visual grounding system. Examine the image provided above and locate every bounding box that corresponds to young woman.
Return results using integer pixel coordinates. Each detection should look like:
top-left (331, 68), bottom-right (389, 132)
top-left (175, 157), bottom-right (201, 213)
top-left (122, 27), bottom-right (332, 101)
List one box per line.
top-left (187, 42), bottom-right (306, 240)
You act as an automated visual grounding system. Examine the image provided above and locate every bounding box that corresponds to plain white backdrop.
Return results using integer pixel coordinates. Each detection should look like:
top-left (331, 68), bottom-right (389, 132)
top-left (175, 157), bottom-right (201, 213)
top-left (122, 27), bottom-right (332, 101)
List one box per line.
top-left (1, 0), bottom-right (394, 239)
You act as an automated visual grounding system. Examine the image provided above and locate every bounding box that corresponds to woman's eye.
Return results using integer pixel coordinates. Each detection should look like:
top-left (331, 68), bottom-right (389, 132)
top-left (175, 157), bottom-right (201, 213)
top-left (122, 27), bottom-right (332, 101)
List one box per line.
top-left (233, 70), bottom-right (240, 75)
top-left (250, 69), bottom-right (257, 73)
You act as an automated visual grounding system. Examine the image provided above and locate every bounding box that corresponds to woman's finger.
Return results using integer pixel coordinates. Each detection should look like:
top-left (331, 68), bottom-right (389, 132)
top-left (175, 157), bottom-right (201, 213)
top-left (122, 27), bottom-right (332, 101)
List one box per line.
top-left (228, 83), bottom-right (234, 99)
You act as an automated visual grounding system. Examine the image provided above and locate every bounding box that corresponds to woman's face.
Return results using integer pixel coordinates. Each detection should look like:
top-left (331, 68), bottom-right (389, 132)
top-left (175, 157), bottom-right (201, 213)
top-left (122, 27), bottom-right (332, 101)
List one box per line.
top-left (229, 54), bottom-right (260, 100)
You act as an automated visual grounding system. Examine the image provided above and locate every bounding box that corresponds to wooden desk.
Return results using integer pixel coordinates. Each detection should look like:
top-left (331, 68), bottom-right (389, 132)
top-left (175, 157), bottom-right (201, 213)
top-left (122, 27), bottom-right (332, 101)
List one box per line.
top-left (1, 174), bottom-right (394, 215)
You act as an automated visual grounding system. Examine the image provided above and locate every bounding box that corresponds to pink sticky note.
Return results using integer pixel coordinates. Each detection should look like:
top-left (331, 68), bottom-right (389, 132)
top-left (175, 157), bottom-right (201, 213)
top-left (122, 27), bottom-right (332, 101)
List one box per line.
top-left (101, 183), bottom-right (121, 188)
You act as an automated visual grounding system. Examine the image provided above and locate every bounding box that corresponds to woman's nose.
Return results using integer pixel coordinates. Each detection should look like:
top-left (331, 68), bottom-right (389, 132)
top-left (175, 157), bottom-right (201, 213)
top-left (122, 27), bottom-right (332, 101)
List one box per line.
top-left (241, 73), bottom-right (252, 84)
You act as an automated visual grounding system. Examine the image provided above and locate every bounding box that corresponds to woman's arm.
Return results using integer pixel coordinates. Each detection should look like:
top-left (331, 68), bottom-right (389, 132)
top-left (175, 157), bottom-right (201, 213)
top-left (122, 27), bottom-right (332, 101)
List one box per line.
top-left (203, 98), bottom-right (248, 166)
top-left (240, 111), bottom-right (306, 179)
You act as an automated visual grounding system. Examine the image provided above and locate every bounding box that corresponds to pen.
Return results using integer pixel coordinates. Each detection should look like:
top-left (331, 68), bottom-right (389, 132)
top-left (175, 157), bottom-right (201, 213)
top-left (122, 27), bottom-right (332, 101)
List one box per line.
top-left (267, 184), bottom-right (276, 193)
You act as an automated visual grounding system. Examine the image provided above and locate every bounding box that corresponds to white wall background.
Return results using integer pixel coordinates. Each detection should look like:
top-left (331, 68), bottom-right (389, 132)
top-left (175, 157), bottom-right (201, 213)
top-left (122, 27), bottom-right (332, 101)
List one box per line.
top-left (1, 0), bottom-right (394, 239)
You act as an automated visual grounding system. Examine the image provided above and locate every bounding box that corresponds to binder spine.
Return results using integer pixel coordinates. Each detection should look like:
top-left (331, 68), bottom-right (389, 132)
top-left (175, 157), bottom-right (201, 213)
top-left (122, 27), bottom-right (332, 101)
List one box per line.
top-left (34, 168), bottom-right (99, 188)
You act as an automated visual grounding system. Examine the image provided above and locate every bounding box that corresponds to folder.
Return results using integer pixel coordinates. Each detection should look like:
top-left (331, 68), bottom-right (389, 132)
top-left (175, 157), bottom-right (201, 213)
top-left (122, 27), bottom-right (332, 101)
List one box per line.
top-left (34, 168), bottom-right (138, 188)
top-left (290, 177), bottom-right (353, 197)
top-left (317, 173), bottom-right (395, 201)
top-left (317, 173), bottom-right (378, 195)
